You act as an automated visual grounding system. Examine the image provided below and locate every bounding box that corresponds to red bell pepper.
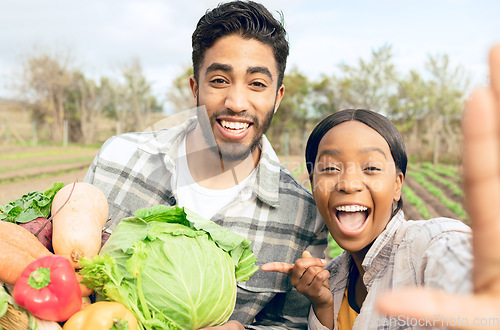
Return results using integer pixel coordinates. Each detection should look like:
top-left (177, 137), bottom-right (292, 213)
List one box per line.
top-left (13, 254), bottom-right (82, 322)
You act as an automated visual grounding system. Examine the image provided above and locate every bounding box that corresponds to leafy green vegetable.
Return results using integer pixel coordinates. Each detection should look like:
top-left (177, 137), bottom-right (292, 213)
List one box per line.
top-left (80, 205), bottom-right (258, 330)
top-left (0, 182), bottom-right (64, 223)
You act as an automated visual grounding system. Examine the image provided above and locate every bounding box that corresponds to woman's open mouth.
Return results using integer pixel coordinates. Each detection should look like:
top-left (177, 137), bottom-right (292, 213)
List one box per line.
top-left (335, 204), bottom-right (370, 236)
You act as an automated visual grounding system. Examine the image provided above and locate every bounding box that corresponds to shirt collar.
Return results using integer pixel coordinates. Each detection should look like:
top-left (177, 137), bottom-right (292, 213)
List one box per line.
top-left (362, 210), bottom-right (405, 288)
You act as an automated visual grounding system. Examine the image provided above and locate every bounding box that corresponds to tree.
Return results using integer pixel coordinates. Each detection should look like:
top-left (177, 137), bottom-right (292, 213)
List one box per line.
top-left (20, 49), bottom-right (74, 143)
top-left (167, 66), bottom-right (195, 113)
top-left (391, 54), bottom-right (469, 163)
top-left (336, 45), bottom-right (398, 112)
top-left (72, 74), bottom-right (111, 144)
top-left (114, 58), bottom-right (162, 132)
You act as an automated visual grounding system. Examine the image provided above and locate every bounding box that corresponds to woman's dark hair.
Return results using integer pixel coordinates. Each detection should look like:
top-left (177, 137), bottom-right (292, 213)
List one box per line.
top-left (192, 0), bottom-right (289, 89)
top-left (305, 109), bottom-right (408, 217)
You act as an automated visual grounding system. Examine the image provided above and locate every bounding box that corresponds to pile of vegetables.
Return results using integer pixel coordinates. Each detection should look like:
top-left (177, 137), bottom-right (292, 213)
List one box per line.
top-left (80, 205), bottom-right (258, 329)
top-left (0, 182), bottom-right (259, 329)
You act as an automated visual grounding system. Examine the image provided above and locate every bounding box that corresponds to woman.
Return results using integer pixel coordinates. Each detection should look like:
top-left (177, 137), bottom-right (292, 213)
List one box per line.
top-left (262, 109), bottom-right (472, 329)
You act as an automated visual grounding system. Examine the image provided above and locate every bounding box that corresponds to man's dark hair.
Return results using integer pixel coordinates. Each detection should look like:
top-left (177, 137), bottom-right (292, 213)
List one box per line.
top-left (192, 0), bottom-right (289, 89)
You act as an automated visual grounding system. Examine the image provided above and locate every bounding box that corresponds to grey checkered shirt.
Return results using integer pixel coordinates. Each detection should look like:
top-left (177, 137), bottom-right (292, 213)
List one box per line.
top-left (84, 116), bottom-right (328, 329)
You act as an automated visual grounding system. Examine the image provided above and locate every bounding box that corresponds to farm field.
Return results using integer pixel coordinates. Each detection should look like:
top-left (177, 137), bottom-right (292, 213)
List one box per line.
top-left (0, 145), bottom-right (468, 225)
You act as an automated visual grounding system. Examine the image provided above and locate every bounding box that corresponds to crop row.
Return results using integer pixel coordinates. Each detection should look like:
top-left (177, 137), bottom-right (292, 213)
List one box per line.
top-left (406, 165), bottom-right (468, 223)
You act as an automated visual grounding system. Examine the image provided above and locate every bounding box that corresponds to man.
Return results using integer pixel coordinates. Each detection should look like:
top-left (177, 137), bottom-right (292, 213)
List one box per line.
top-left (84, 1), bottom-right (328, 328)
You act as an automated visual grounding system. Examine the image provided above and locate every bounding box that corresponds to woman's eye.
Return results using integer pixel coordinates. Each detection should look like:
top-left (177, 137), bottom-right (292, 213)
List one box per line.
top-left (321, 166), bottom-right (340, 173)
top-left (364, 166), bottom-right (381, 173)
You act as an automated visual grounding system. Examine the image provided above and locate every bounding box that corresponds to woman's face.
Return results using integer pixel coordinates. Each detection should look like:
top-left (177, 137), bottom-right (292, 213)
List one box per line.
top-left (311, 121), bottom-right (404, 252)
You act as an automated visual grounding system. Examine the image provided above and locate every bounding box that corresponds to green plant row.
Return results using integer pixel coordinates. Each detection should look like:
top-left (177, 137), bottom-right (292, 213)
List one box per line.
top-left (407, 171), bottom-right (469, 223)
top-left (291, 162), bottom-right (307, 178)
top-left (0, 156), bottom-right (95, 173)
top-left (328, 234), bottom-right (344, 260)
top-left (420, 162), bottom-right (461, 182)
top-left (408, 164), bottom-right (464, 198)
top-left (0, 147), bottom-right (98, 160)
top-left (0, 167), bottom-right (86, 185)
top-left (402, 185), bottom-right (431, 219)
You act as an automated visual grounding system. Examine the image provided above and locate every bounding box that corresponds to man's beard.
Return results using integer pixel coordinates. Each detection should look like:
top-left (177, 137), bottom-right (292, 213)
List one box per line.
top-left (196, 102), bottom-right (275, 163)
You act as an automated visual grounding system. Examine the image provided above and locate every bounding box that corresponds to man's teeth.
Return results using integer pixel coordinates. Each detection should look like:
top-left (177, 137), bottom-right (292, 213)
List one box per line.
top-left (336, 205), bottom-right (368, 212)
top-left (220, 120), bottom-right (249, 130)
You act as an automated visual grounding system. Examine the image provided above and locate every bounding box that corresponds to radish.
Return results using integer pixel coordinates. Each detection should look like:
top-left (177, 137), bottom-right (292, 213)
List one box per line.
top-left (19, 217), bottom-right (53, 252)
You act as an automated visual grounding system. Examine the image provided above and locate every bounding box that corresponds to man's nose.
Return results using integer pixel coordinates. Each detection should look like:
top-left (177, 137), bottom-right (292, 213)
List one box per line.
top-left (225, 84), bottom-right (250, 113)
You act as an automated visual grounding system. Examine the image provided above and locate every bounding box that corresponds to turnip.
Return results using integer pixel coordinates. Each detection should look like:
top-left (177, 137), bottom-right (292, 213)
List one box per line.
top-left (19, 217), bottom-right (53, 252)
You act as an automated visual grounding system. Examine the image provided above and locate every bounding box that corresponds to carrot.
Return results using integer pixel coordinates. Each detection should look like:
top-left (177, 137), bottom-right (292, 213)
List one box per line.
top-left (0, 221), bottom-right (52, 259)
top-left (0, 239), bottom-right (35, 285)
top-left (75, 273), bottom-right (93, 297)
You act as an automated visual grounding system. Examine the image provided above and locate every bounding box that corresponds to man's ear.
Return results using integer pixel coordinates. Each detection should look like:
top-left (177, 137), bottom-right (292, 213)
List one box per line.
top-left (189, 75), bottom-right (198, 104)
top-left (393, 172), bottom-right (405, 202)
top-left (274, 84), bottom-right (285, 114)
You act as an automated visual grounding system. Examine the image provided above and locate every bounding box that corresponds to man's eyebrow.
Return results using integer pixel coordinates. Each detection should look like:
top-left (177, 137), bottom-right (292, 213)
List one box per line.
top-left (247, 66), bottom-right (273, 82)
top-left (205, 62), bottom-right (233, 75)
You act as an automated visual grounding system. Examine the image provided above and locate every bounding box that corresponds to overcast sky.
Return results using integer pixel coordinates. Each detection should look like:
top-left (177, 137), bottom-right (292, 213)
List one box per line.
top-left (0, 0), bottom-right (498, 113)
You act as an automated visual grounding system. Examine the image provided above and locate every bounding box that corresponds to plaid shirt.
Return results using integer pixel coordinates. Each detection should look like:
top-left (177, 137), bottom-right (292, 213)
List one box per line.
top-left (84, 117), bottom-right (328, 329)
top-left (308, 211), bottom-right (472, 330)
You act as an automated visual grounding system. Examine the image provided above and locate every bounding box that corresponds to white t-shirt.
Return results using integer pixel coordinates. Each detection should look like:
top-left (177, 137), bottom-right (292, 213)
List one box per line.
top-left (176, 136), bottom-right (254, 220)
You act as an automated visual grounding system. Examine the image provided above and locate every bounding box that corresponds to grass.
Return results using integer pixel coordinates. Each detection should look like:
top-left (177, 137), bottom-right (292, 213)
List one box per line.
top-left (0, 156), bottom-right (95, 173)
top-left (421, 162), bottom-right (461, 182)
top-left (402, 185), bottom-right (431, 219)
top-left (328, 234), bottom-right (344, 259)
top-left (0, 146), bottom-right (98, 160)
top-left (409, 164), bottom-right (464, 198)
top-left (0, 167), bottom-right (87, 184)
top-left (407, 171), bottom-right (469, 223)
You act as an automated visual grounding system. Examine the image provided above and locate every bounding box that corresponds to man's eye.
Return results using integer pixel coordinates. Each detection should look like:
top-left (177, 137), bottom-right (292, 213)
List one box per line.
top-left (210, 78), bottom-right (227, 84)
top-left (251, 81), bottom-right (267, 88)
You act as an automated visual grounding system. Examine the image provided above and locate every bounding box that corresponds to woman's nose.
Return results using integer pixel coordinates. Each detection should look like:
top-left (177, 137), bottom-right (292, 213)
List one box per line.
top-left (336, 167), bottom-right (364, 193)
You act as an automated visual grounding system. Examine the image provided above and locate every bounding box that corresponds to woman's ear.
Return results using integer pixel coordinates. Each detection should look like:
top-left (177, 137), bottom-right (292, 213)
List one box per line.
top-left (393, 172), bottom-right (404, 202)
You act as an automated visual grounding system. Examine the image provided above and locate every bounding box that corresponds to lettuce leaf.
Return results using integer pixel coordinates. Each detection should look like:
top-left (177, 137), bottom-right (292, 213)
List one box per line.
top-left (0, 182), bottom-right (64, 223)
top-left (80, 205), bottom-right (258, 330)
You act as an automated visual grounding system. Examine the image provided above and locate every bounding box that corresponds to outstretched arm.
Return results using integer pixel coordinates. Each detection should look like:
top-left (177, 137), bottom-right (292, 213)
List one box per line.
top-left (261, 251), bottom-right (334, 330)
top-left (376, 44), bottom-right (500, 329)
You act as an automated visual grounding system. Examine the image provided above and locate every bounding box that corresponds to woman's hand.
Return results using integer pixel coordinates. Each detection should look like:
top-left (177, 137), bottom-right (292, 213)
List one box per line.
top-left (376, 44), bottom-right (500, 329)
top-left (261, 251), bottom-right (334, 329)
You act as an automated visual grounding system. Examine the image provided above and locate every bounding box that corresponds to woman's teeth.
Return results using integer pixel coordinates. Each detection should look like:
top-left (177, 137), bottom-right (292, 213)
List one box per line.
top-left (220, 120), bottom-right (249, 131)
top-left (336, 205), bottom-right (368, 212)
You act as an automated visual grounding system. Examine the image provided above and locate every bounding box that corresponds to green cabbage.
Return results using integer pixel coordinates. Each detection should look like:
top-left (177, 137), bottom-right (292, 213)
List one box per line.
top-left (79, 205), bottom-right (258, 330)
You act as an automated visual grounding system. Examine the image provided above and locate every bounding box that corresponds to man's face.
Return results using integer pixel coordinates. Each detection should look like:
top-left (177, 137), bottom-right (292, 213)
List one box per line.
top-left (190, 34), bottom-right (285, 162)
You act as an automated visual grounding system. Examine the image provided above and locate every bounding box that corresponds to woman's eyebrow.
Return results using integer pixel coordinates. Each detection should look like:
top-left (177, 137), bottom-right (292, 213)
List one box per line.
top-left (360, 147), bottom-right (387, 159)
top-left (317, 149), bottom-right (341, 159)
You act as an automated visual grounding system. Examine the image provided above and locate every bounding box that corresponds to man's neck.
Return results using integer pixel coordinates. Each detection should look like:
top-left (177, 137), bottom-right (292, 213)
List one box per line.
top-left (185, 125), bottom-right (260, 190)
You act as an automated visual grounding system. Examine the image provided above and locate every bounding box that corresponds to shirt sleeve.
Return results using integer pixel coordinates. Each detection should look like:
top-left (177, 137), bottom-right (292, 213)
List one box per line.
top-left (411, 220), bottom-right (473, 293)
top-left (308, 306), bottom-right (331, 330)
